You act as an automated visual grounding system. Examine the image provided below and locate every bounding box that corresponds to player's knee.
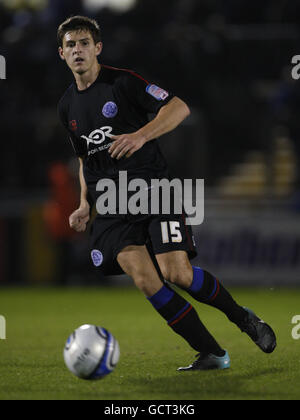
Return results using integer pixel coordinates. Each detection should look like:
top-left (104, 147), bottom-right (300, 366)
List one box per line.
top-left (168, 267), bottom-right (193, 289)
top-left (157, 264), bottom-right (169, 283)
top-left (157, 263), bottom-right (179, 283)
top-left (157, 252), bottom-right (193, 288)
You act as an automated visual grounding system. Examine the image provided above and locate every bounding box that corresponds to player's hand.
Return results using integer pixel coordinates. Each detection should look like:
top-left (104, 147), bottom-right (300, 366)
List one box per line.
top-left (69, 204), bottom-right (90, 232)
top-left (108, 133), bottom-right (146, 160)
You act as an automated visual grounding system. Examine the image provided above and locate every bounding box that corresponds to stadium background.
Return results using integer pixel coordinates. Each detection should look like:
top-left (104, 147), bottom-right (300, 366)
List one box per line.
top-left (0, 0), bottom-right (300, 287)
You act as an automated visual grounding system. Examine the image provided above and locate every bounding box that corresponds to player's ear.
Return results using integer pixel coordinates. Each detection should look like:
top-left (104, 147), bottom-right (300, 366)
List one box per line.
top-left (58, 47), bottom-right (65, 61)
top-left (95, 42), bottom-right (103, 57)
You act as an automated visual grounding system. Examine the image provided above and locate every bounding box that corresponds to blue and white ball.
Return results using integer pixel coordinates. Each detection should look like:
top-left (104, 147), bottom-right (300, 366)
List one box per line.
top-left (63, 324), bottom-right (120, 380)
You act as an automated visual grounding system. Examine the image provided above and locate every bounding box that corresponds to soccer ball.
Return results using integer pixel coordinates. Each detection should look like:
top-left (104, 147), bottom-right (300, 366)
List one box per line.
top-left (63, 324), bottom-right (120, 380)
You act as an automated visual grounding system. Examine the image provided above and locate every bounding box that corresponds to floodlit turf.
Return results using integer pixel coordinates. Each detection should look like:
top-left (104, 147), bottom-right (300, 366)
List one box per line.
top-left (0, 286), bottom-right (299, 400)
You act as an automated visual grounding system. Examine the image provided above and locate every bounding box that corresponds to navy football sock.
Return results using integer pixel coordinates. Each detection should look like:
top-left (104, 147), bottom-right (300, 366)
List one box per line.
top-left (147, 284), bottom-right (225, 356)
top-left (187, 266), bottom-right (247, 326)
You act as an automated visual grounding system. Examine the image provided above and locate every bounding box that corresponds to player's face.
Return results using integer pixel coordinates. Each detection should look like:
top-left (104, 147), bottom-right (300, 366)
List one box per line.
top-left (59, 30), bottom-right (102, 75)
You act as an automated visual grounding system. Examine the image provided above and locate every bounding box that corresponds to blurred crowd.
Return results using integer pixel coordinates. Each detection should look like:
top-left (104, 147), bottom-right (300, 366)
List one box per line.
top-left (1, 0), bottom-right (300, 191)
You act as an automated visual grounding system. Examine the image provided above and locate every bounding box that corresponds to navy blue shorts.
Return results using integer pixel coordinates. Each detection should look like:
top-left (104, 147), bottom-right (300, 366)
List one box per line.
top-left (89, 212), bottom-right (197, 275)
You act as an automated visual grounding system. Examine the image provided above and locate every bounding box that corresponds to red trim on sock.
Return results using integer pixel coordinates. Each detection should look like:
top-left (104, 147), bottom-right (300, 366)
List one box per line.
top-left (209, 279), bottom-right (220, 302)
top-left (168, 305), bottom-right (193, 327)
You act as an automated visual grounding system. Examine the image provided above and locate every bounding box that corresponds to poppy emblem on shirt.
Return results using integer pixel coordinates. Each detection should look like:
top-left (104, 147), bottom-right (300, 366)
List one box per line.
top-left (102, 101), bottom-right (118, 118)
top-left (69, 120), bottom-right (78, 131)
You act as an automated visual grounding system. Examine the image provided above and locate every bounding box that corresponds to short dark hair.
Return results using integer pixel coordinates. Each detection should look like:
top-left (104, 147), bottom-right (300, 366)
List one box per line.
top-left (57, 15), bottom-right (102, 47)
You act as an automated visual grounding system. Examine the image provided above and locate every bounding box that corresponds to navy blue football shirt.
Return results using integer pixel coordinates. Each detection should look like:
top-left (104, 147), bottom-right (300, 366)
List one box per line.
top-left (58, 64), bottom-right (174, 203)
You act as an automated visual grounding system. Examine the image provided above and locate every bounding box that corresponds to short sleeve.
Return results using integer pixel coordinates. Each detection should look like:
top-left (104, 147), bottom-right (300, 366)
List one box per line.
top-left (120, 71), bottom-right (175, 115)
top-left (57, 99), bottom-right (87, 157)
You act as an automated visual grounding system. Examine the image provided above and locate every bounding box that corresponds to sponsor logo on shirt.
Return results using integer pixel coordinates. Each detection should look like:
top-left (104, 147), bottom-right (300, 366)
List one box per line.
top-left (146, 84), bottom-right (169, 101)
top-left (81, 126), bottom-right (114, 147)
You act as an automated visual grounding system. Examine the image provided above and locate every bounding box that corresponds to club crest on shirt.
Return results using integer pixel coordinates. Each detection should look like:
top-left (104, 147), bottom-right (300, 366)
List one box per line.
top-left (91, 249), bottom-right (103, 267)
top-left (102, 101), bottom-right (118, 118)
top-left (146, 84), bottom-right (169, 101)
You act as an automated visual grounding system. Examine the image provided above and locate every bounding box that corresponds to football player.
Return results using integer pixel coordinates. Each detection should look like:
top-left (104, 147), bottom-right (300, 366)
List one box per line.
top-left (57, 16), bottom-right (276, 371)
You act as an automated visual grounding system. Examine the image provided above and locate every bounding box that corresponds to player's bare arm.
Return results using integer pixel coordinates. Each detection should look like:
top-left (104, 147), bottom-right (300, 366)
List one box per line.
top-left (108, 96), bottom-right (190, 160)
top-left (69, 157), bottom-right (90, 232)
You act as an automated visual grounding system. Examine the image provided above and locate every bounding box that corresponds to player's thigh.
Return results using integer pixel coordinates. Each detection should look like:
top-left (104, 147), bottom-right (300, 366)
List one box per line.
top-left (148, 214), bottom-right (196, 288)
top-left (90, 216), bottom-right (150, 276)
top-left (117, 245), bottom-right (163, 297)
top-left (155, 250), bottom-right (193, 288)
top-left (148, 214), bottom-right (197, 259)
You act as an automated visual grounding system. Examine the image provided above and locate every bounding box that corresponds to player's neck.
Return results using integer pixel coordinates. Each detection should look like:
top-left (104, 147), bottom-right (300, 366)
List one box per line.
top-left (74, 62), bottom-right (101, 91)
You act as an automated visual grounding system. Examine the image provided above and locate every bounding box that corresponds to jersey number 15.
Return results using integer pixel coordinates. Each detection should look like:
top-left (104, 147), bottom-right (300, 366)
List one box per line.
top-left (161, 221), bottom-right (183, 244)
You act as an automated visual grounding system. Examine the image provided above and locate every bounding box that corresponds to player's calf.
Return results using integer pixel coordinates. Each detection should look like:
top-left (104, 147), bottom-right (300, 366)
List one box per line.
top-left (118, 247), bottom-right (225, 357)
top-left (147, 284), bottom-right (225, 357)
top-left (183, 266), bottom-right (248, 327)
top-left (157, 253), bottom-right (247, 327)
top-left (163, 267), bottom-right (193, 289)
top-left (183, 266), bottom-right (277, 353)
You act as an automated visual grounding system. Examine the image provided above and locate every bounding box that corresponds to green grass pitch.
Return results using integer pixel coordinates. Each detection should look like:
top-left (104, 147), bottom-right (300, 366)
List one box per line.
top-left (0, 286), bottom-right (299, 400)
